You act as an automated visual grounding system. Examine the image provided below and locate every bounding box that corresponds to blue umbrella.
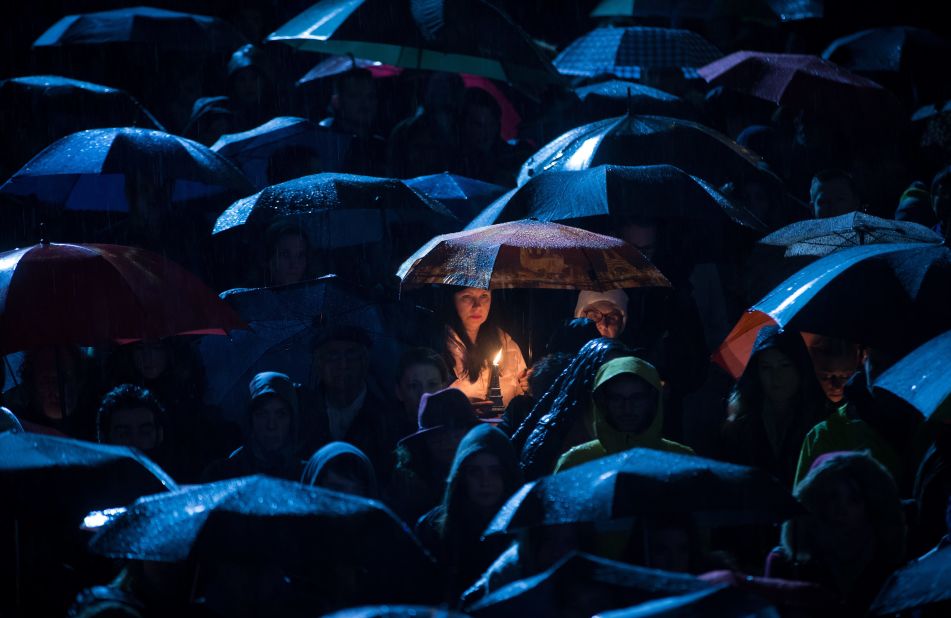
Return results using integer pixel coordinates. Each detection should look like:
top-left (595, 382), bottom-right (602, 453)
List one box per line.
top-left (211, 116), bottom-right (354, 189)
top-left (590, 0), bottom-right (822, 22)
top-left (554, 27), bottom-right (722, 80)
top-left (405, 173), bottom-right (507, 223)
top-left (33, 6), bottom-right (247, 53)
top-left (0, 128), bottom-right (253, 212)
top-left (873, 330), bottom-right (951, 420)
top-left (198, 276), bottom-right (410, 424)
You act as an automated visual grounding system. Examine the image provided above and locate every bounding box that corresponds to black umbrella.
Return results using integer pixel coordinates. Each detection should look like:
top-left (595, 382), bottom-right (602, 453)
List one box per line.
top-left (466, 552), bottom-right (712, 618)
top-left (212, 173), bottom-right (460, 252)
top-left (33, 6), bottom-right (247, 53)
top-left (485, 448), bottom-right (800, 536)
top-left (268, 0), bottom-right (563, 87)
top-left (714, 243), bottom-right (951, 378)
top-left (518, 114), bottom-right (778, 189)
top-left (574, 80), bottom-right (696, 122)
top-left (758, 211), bottom-right (943, 257)
top-left (89, 474), bottom-right (433, 571)
top-left (325, 607), bottom-right (470, 618)
top-left (597, 584), bottom-right (778, 617)
top-left (0, 432), bottom-right (176, 520)
top-left (870, 544), bottom-right (951, 615)
top-left (466, 165), bottom-right (763, 260)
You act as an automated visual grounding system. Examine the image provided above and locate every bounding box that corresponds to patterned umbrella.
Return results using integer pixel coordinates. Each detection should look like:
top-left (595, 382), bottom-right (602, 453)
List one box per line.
top-left (397, 219), bottom-right (670, 292)
top-left (758, 211), bottom-right (943, 257)
top-left (555, 26), bottom-right (722, 80)
top-left (590, 0), bottom-right (823, 23)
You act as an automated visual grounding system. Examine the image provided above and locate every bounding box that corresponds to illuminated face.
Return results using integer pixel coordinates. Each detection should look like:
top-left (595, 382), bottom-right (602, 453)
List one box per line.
top-left (453, 288), bottom-right (492, 332)
top-left (581, 300), bottom-right (624, 339)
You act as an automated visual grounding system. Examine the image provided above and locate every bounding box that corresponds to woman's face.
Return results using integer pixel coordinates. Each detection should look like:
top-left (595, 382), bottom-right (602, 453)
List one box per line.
top-left (757, 349), bottom-right (800, 406)
top-left (396, 363), bottom-right (446, 418)
top-left (463, 452), bottom-right (505, 511)
top-left (819, 477), bottom-right (869, 530)
top-left (453, 288), bottom-right (491, 332)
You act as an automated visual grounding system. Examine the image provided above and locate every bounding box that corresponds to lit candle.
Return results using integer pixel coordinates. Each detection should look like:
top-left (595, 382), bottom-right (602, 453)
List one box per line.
top-left (489, 348), bottom-right (504, 415)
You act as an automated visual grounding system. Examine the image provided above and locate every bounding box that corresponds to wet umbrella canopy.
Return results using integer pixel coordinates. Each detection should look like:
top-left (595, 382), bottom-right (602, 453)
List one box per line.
top-left (466, 552), bottom-right (712, 618)
top-left (713, 243), bottom-right (951, 378)
top-left (517, 114), bottom-right (777, 189)
top-left (870, 544), bottom-right (951, 615)
top-left (0, 432), bottom-right (176, 519)
top-left (574, 80), bottom-right (696, 121)
top-left (88, 475), bottom-right (431, 569)
top-left (467, 164), bottom-right (763, 231)
top-left (268, 0), bottom-right (563, 86)
top-left (597, 584), bottom-right (780, 617)
top-left (212, 173), bottom-right (459, 251)
top-left (211, 116), bottom-right (353, 188)
top-left (33, 6), bottom-right (247, 53)
top-left (485, 448), bottom-right (800, 535)
top-left (397, 219), bottom-right (670, 292)
top-left (0, 127), bottom-right (253, 211)
top-left (758, 211), bottom-right (944, 257)
top-left (554, 26), bottom-right (722, 80)
top-left (873, 330), bottom-right (951, 420)
top-left (0, 242), bottom-right (245, 355)
top-left (406, 173), bottom-right (508, 224)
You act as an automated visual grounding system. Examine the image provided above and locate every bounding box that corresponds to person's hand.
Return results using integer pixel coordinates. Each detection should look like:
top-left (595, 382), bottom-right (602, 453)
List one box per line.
top-left (517, 367), bottom-right (531, 394)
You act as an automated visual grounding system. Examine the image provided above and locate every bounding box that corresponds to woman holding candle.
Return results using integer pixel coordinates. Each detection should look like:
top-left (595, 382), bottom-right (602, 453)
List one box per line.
top-left (444, 287), bottom-right (528, 411)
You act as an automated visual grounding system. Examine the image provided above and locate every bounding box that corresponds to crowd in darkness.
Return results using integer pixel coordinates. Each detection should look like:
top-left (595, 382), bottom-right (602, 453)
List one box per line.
top-left (1, 1), bottom-right (950, 617)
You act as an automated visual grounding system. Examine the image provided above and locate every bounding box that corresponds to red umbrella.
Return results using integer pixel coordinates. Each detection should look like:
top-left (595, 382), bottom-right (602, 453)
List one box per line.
top-left (0, 242), bottom-right (245, 355)
top-left (697, 51), bottom-right (895, 113)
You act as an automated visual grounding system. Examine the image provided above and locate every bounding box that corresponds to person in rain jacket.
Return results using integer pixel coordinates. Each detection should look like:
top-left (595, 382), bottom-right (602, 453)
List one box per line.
top-left (300, 441), bottom-right (378, 499)
top-left (202, 372), bottom-right (304, 482)
top-left (554, 356), bottom-right (693, 472)
top-left (721, 326), bottom-right (829, 486)
top-left (415, 423), bottom-right (523, 603)
top-left (766, 451), bottom-right (906, 617)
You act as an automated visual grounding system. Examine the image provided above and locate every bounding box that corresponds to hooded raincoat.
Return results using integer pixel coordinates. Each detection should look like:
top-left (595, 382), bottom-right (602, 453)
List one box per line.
top-left (554, 357), bottom-right (693, 472)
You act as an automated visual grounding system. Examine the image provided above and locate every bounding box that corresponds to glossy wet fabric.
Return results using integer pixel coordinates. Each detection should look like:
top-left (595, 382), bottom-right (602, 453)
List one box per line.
top-left (33, 6), bottom-right (246, 52)
top-left (212, 172), bottom-right (458, 250)
top-left (269, 0), bottom-right (563, 86)
top-left (0, 242), bottom-right (245, 355)
top-left (486, 447), bottom-right (800, 535)
top-left (574, 80), bottom-right (696, 121)
top-left (517, 114), bottom-right (777, 189)
top-left (874, 330), bottom-right (951, 419)
top-left (598, 583), bottom-right (780, 617)
top-left (397, 219), bottom-right (670, 292)
top-left (758, 211), bottom-right (943, 257)
top-left (713, 243), bottom-right (951, 379)
top-left (465, 551), bottom-right (711, 618)
top-left (0, 432), bottom-right (176, 519)
top-left (0, 127), bottom-right (252, 211)
top-left (870, 543), bottom-right (951, 615)
top-left (406, 173), bottom-right (507, 223)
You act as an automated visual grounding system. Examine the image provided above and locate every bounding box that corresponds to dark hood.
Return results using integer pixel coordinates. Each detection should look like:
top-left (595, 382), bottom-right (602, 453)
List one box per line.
top-left (738, 325), bottom-right (827, 407)
top-left (445, 424), bottom-right (522, 507)
top-left (300, 441), bottom-right (378, 497)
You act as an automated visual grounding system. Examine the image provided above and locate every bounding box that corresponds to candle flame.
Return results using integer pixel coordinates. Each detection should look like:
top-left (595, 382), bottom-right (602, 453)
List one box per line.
top-left (493, 348), bottom-right (503, 366)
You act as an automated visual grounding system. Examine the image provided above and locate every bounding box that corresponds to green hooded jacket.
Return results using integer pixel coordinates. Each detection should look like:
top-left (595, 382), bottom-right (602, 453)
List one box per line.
top-left (554, 356), bottom-right (693, 472)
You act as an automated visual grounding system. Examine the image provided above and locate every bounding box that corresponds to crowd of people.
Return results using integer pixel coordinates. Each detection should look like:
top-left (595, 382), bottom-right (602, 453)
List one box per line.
top-left (1, 1), bottom-right (950, 617)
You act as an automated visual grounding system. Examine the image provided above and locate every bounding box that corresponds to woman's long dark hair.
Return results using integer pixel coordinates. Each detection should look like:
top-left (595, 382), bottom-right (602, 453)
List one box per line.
top-left (514, 337), bottom-right (631, 480)
top-left (441, 287), bottom-right (503, 384)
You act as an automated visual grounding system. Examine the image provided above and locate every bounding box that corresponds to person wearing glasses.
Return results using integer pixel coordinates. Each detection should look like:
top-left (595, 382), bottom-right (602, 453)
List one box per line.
top-left (574, 290), bottom-right (628, 340)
